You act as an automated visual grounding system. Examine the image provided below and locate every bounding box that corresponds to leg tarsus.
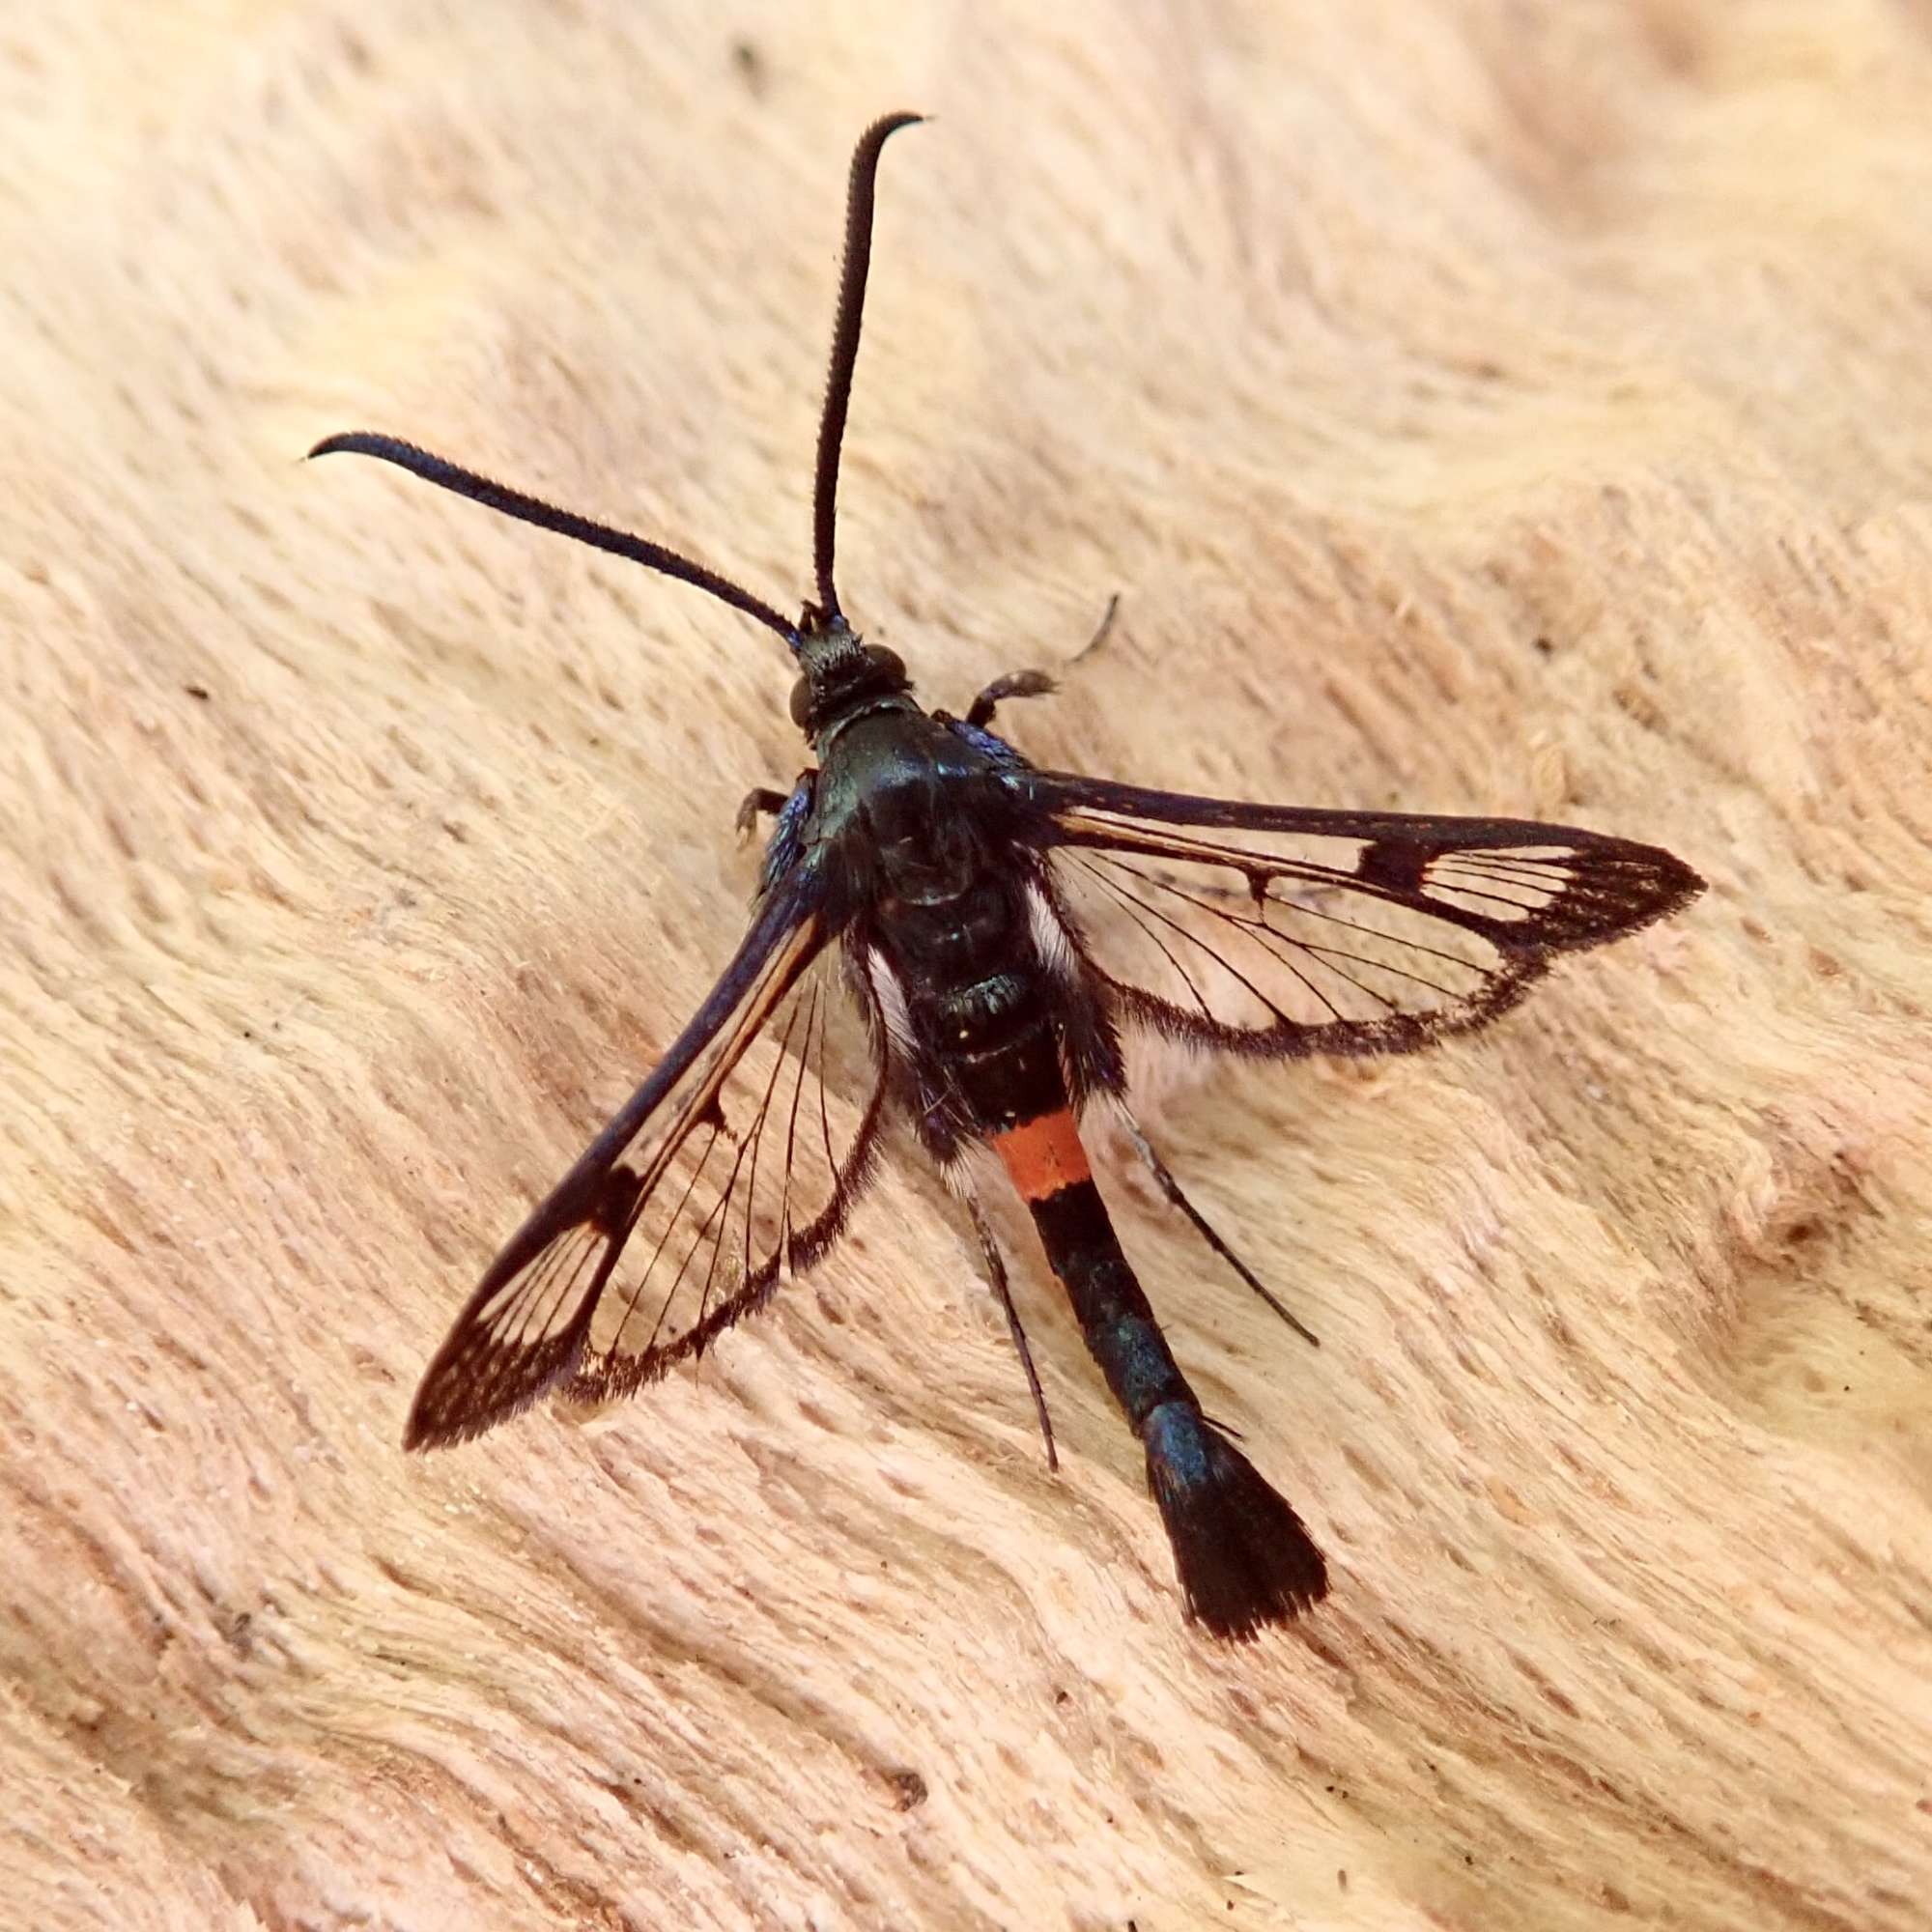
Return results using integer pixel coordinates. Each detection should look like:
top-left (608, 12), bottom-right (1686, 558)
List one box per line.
top-left (1072, 591), bottom-right (1121, 665)
top-left (734, 785), bottom-right (789, 841)
top-left (965, 1192), bottom-right (1058, 1471)
top-left (1116, 1103), bottom-right (1321, 1349)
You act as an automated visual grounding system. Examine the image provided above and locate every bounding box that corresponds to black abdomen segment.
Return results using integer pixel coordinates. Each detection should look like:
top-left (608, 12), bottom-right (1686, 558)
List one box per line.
top-left (1029, 1179), bottom-right (1191, 1426)
top-left (1007, 1142), bottom-right (1329, 1639)
top-left (882, 874), bottom-right (1066, 1138)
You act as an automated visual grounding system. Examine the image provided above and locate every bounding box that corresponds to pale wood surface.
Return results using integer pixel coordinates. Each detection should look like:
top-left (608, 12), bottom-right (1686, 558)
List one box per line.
top-left (4, 5), bottom-right (1930, 1928)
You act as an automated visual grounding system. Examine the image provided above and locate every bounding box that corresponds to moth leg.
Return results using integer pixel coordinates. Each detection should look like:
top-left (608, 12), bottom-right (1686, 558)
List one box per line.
top-left (961, 597), bottom-right (1122, 727)
top-left (966, 668), bottom-right (1057, 730)
top-left (1114, 1101), bottom-right (1321, 1349)
top-left (964, 1189), bottom-right (1058, 1471)
top-left (734, 785), bottom-right (790, 840)
top-left (1071, 590), bottom-right (1121, 665)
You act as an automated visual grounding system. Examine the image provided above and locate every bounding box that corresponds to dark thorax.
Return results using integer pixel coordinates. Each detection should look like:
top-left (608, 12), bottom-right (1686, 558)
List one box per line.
top-left (809, 695), bottom-right (1070, 1150)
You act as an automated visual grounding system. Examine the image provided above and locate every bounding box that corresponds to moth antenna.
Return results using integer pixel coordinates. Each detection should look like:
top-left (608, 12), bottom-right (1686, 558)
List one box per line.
top-left (307, 432), bottom-right (801, 652)
top-left (810, 111), bottom-right (925, 627)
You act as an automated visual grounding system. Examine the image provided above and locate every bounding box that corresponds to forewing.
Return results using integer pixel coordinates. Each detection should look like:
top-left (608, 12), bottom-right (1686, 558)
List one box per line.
top-left (407, 873), bottom-right (888, 1448)
top-left (1014, 770), bottom-right (1702, 1057)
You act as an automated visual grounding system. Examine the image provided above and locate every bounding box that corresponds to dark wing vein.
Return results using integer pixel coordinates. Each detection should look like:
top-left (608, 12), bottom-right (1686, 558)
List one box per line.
top-left (1078, 853), bottom-right (1218, 1024)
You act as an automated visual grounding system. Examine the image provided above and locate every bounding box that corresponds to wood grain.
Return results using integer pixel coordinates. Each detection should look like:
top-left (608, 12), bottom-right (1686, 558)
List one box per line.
top-left (4, 4), bottom-right (1929, 1927)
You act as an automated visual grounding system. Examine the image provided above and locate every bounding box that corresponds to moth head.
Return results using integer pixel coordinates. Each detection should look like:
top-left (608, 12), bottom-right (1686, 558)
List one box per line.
top-left (788, 610), bottom-right (910, 742)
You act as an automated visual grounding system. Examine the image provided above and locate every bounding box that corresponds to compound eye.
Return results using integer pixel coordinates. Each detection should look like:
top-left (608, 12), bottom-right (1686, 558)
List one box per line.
top-left (788, 675), bottom-right (814, 727)
top-left (865, 645), bottom-right (906, 682)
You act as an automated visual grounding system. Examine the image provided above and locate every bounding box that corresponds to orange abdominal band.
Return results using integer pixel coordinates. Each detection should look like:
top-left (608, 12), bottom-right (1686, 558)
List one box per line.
top-left (991, 1108), bottom-right (1094, 1204)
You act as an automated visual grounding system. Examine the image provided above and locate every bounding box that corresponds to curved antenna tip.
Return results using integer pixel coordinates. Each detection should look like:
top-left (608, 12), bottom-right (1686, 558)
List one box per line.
top-left (308, 430), bottom-right (409, 464)
top-left (810, 112), bottom-right (928, 623)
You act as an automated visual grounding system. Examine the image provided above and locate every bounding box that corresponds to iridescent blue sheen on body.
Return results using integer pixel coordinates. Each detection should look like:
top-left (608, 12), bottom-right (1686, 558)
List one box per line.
top-left (757, 778), bottom-right (815, 895)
